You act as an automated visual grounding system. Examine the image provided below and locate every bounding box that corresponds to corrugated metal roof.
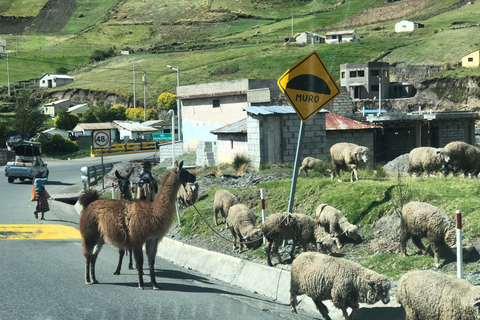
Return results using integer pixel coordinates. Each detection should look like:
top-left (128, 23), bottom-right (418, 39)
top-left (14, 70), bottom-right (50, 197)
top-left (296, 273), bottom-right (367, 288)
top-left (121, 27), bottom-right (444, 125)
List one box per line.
top-left (114, 121), bottom-right (157, 132)
top-left (244, 105), bottom-right (330, 115)
top-left (142, 120), bottom-right (170, 127)
top-left (72, 122), bottom-right (118, 132)
top-left (325, 30), bottom-right (355, 36)
top-left (326, 113), bottom-right (381, 130)
top-left (211, 118), bottom-right (247, 134)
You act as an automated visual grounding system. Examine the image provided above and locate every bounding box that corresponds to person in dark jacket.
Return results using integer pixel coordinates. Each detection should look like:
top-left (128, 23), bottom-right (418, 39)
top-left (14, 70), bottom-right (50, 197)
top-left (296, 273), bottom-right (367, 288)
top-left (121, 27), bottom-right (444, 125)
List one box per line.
top-left (137, 161), bottom-right (157, 201)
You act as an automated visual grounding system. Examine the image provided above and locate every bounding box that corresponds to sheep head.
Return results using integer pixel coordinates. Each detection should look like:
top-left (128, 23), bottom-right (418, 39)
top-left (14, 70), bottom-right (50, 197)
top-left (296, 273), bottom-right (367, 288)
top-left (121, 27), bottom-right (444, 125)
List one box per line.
top-left (344, 224), bottom-right (361, 241)
top-left (354, 147), bottom-right (369, 163)
top-left (361, 278), bottom-right (391, 305)
top-left (436, 148), bottom-right (451, 163)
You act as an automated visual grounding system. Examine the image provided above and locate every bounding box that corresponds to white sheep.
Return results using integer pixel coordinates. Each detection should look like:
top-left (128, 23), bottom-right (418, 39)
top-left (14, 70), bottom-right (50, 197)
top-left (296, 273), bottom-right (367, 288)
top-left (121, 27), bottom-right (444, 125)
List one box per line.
top-left (290, 252), bottom-right (391, 320)
top-left (177, 181), bottom-right (199, 207)
top-left (407, 146), bottom-right (450, 176)
top-left (330, 142), bottom-right (369, 182)
top-left (298, 157), bottom-right (323, 176)
top-left (401, 201), bottom-right (459, 268)
top-left (397, 270), bottom-right (480, 320)
top-left (225, 204), bottom-right (261, 251)
top-left (262, 212), bottom-right (333, 267)
top-left (315, 204), bottom-right (361, 249)
top-left (444, 141), bottom-right (480, 178)
top-left (213, 189), bottom-right (239, 226)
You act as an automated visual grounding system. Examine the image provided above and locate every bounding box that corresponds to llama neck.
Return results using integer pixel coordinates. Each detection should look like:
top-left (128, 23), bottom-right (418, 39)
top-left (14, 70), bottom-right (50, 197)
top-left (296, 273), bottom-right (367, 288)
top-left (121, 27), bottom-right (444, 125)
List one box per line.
top-left (153, 171), bottom-right (181, 213)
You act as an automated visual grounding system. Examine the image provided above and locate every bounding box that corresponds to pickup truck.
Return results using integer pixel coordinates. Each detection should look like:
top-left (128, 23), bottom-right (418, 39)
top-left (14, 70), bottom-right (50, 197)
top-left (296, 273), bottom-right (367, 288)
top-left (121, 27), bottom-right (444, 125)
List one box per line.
top-left (4, 155), bottom-right (49, 183)
top-left (4, 138), bottom-right (49, 183)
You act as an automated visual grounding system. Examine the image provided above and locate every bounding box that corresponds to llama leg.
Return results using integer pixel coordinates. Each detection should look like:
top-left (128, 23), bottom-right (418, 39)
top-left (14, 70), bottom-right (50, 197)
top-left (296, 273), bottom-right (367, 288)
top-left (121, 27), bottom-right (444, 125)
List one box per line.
top-left (114, 249), bottom-right (126, 275)
top-left (146, 239), bottom-right (159, 290)
top-left (89, 242), bottom-right (103, 284)
top-left (133, 245), bottom-right (145, 289)
top-left (128, 248), bottom-right (134, 270)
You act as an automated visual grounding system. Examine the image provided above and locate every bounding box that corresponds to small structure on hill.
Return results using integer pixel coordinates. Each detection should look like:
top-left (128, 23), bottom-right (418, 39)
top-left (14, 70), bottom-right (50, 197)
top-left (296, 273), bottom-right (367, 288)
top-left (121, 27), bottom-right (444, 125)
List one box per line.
top-left (325, 30), bottom-right (360, 44)
top-left (39, 73), bottom-right (74, 88)
top-left (395, 20), bottom-right (424, 33)
top-left (462, 49), bottom-right (480, 68)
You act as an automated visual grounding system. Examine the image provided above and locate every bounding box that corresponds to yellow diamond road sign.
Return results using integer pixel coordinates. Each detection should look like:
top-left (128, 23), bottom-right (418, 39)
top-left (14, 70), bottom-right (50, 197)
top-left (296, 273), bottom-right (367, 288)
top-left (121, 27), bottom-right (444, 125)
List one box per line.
top-left (278, 50), bottom-right (341, 122)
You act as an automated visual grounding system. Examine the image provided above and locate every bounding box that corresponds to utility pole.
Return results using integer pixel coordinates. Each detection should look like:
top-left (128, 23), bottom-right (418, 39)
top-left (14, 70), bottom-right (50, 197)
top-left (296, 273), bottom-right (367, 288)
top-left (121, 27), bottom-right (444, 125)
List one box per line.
top-left (7, 53), bottom-right (10, 96)
top-left (131, 58), bottom-right (136, 109)
top-left (142, 71), bottom-right (147, 121)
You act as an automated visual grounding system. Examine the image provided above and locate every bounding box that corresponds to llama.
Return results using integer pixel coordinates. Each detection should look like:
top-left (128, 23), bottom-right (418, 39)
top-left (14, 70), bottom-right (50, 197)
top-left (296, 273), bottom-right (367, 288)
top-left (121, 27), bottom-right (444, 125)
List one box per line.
top-left (113, 168), bottom-right (134, 274)
top-left (79, 161), bottom-right (196, 289)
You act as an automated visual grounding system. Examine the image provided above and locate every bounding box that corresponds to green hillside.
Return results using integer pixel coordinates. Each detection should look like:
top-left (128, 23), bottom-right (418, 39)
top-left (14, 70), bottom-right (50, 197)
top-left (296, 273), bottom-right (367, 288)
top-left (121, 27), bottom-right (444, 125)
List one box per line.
top-left (0, 0), bottom-right (479, 105)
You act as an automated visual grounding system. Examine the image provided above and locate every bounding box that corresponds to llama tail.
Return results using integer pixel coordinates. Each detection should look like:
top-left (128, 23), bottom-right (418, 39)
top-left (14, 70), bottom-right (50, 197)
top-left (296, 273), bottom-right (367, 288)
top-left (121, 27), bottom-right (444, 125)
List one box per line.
top-left (78, 189), bottom-right (100, 208)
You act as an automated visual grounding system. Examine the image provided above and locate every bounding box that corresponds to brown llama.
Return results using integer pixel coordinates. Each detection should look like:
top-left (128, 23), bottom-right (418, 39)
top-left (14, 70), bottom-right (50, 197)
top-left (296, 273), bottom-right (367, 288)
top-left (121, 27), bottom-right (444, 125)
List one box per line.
top-left (113, 168), bottom-right (134, 274)
top-left (79, 161), bottom-right (195, 289)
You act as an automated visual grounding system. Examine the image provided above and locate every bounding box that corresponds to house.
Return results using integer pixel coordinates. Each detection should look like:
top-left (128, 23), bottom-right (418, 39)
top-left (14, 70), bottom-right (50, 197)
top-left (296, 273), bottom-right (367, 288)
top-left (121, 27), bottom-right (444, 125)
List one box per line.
top-left (39, 73), bottom-right (74, 88)
top-left (72, 122), bottom-right (119, 149)
top-left (177, 79), bottom-right (286, 151)
top-left (395, 20), bottom-right (424, 33)
top-left (141, 120), bottom-right (178, 139)
top-left (0, 37), bottom-right (5, 54)
top-left (287, 32), bottom-right (325, 44)
top-left (462, 49), bottom-right (480, 68)
top-left (67, 103), bottom-right (89, 118)
top-left (211, 118), bottom-right (248, 164)
top-left (113, 121), bottom-right (158, 141)
top-left (325, 30), bottom-right (360, 44)
top-left (43, 99), bottom-right (76, 117)
top-left (32, 128), bottom-right (71, 142)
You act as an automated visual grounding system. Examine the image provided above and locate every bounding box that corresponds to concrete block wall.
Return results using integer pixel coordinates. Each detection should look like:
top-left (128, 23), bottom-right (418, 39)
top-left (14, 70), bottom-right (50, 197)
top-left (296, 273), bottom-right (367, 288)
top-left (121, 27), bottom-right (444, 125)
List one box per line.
top-left (326, 131), bottom-right (375, 163)
top-left (329, 87), bottom-right (355, 116)
top-left (196, 141), bottom-right (217, 167)
top-left (439, 121), bottom-right (467, 146)
top-left (158, 141), bottom-right (184, 163)
top-left (247, 116), bottom-right (261, 169)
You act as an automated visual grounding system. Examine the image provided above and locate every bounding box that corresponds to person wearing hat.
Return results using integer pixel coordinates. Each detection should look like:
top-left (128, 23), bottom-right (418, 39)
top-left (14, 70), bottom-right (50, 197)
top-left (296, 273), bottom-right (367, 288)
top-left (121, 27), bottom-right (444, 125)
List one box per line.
top-left (137, 161), bottom-right (157, 201)
top-left (32, 171), bottom-right (49, 220)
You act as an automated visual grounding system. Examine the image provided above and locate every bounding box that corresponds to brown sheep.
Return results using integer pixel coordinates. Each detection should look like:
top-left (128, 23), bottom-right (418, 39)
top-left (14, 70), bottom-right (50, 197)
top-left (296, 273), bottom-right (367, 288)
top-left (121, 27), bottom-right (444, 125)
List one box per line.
top-left (298, 157), bottom-right (323, 176)
top-left (444, 141), bottom-right (480, 178)
top-left (315, 204), bottom-right (361, 249)
top-left (330, 142), bottom-right (369, 182)
top-left (213, 189), bottom-right (239, 226)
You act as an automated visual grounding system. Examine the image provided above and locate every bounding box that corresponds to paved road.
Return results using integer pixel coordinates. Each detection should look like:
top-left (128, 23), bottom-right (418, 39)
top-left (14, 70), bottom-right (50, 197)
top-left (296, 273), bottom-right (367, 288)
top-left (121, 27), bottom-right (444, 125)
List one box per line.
top-left (0, 154), bottom-right (317, 320)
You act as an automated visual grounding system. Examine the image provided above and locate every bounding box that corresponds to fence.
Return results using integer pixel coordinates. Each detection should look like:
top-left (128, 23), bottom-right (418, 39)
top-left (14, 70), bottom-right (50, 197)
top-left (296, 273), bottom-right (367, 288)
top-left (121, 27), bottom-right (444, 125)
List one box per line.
top-left (90, 141), bottom-right (169, 157)
top-left (81, 162), bottom-right (119, 188)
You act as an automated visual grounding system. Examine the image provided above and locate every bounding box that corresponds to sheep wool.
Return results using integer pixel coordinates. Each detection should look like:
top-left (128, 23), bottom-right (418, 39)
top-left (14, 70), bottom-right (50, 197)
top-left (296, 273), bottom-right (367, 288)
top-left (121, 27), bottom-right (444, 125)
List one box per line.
top-left (177, 181), bottom-right (199, 207)
top-left (290, 252), bottom-right (391, 320)
top-left (400, 201), bottom-right (457, 268)
top-left (330, 142), bottom-right (369, 182)
top-left (213, 189), bottom-right (239, 226)
top-left (315, 204), bottom-right (360, 249)
top-left (444, 141), bottom-right (480, 178)
top-left (397, 270), bottom-right (480, 320)
top-left (298, 157), bottom-right (323, 176)
top-left (408, 146), bottom-right (450, 176)
top-left (225, 204), bottom-right (261, 251)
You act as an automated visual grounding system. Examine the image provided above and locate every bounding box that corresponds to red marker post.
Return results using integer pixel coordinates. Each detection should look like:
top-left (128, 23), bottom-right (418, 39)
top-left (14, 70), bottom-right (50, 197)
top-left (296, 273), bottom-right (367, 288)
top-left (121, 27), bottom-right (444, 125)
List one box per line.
top-left (457, 210), bottom-right (463, 279)
top-left (261, 189), bottom-right (266, 244)
top-left (112, 182), bottom-right (115, 199)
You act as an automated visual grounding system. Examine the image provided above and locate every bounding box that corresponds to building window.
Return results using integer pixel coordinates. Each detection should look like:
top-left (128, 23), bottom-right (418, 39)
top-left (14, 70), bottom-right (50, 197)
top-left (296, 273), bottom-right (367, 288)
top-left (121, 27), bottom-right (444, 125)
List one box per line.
top-left (350, 71), bottom-right (357, 78)
top-left (341, 72), bottom-right (345, 78)
top-left (332, 35), bottom-right (337, 39)
top-left (213, 99), bottom-right (220, 108)
top-left (384, 70), bottom-right (388, 77)
top-left (468, 57), bottom-right (474, 62)
top-left (371, 85), bottom-right (379, 92)
top-left (358, 70), bottom-right (365, 77)
top-left (370, 70), bottom-right (379, 77)
top-left (230, 140), bottom-right (234, 149)
top-left (349, 70), bottom-right (364, 78)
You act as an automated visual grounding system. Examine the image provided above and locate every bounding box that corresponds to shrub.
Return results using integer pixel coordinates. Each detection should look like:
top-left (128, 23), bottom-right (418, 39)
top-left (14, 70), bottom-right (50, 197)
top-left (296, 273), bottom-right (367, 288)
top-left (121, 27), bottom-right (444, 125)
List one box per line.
top-left (49, 134), bottom-right (78, 153)
top-left (232, 154), bottom-right (251, 175)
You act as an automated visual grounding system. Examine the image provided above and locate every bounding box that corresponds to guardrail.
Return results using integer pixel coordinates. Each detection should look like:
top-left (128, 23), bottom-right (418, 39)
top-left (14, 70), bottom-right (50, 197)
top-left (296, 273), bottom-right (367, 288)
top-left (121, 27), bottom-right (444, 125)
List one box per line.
top-left (81, 162), bottom-right (119, 188)
top-left (90, 141), bottom-right (170, 157)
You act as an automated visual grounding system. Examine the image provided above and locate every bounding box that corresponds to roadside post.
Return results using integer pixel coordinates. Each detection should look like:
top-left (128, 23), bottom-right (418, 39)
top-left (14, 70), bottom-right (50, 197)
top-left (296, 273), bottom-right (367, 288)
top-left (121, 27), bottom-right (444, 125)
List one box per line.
top-left (277, 50), bottom-right (341, 212)
top-left (261, 188), bottom-right (266, 244)
top-left (92, 130), bottom-right (111, 189)
top-left (457, 210), bottom-right (463, 279)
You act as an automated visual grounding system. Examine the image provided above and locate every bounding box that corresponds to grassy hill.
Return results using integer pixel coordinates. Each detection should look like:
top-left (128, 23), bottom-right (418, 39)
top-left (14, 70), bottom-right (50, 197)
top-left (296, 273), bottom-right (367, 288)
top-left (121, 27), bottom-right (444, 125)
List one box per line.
top-left (0, 0), bottom-right (479, 105)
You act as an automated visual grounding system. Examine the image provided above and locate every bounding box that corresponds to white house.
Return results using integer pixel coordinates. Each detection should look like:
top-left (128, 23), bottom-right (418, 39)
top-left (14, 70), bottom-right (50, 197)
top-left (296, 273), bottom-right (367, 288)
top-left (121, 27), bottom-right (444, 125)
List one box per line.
top-left (113, 121), bottom-right (157, 141)
top-left (0, 37), bottom-right (5, 54)
top-left (43, 99), bottom-right (76, 117)
top-left (325, 30), bottom-right (360, 44)
top-left (290, 31), bottom-right (325, 44)
top-left (39, 73), bottom-right (74, 88)
top-left (395, 20), bottom-right (424, 33)
top-left (462, 49), bottom-right (480, 68)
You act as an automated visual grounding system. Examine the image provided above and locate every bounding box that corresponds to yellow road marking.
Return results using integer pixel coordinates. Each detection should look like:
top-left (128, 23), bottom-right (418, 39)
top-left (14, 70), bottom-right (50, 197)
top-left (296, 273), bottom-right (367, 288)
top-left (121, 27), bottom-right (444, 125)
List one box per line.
top-left (0, 225), bottom-right (81, 240)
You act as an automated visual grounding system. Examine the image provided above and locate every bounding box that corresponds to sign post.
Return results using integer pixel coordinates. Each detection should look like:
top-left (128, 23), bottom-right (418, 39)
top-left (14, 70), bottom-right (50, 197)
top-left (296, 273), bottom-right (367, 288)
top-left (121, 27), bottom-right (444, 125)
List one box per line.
top-left (277, 50), bottom-right (341, 212)
top-left (92, 130), bottom-right (111, 189)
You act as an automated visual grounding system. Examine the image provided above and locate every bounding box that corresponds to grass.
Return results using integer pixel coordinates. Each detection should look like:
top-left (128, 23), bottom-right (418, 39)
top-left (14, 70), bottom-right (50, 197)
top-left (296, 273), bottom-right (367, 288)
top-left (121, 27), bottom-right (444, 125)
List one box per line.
top-left (2, 0), bottom-right (49, 17)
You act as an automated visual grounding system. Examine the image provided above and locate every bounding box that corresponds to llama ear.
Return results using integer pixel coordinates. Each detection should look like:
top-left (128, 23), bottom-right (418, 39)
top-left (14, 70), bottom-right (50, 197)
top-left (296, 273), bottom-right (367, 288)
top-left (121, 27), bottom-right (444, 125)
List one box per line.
top-left (126, 167), bottom-right (134, 178)
top-left (115, 170), bottom-right (121, 179)
top-left (178, 161), bottom-right (184, 170)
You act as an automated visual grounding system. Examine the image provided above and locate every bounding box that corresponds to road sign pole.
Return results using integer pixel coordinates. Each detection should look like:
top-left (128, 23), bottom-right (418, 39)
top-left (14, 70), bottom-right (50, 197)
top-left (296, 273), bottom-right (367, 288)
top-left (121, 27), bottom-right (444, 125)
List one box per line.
top-left (101, 149), bottom-right (105, 189)
top-left (287, 121), bottom-right (305, 213)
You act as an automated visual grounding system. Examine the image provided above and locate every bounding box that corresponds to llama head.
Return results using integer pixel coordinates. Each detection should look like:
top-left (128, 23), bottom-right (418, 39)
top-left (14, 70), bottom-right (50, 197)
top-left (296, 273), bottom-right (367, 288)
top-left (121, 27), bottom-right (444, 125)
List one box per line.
top-left (115, 169), bottom-right (133, 199)
top-left (174, 160), bottom-right (196, 186)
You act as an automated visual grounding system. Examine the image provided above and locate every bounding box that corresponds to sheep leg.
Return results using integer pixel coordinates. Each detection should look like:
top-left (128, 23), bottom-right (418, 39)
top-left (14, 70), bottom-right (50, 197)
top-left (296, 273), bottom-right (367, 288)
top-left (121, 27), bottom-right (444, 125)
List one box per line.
top-left (400, 227), bottom-right (409, 256)
top-left (313, 299), bottom-right (332, 320)
top-left (272, 241), bottom-right (285, 264)
top-left (114, 249), bottom-right (126, 275)
top-left (214, 209), bottom-right (219, 226)
top-left (348, 307), bottom-right (358, 320)
top-left (290, 237), bottom-right (298, 260)
top-left (429, 242), bottom-right (442, 268)
top-left (133, 245), bottom-right (145, 290)
top-left (265, 240), bottom-right (274, 266)
top-left (290, 294), bottom-right (298, 313)
top-left (411, 236), bottom-right (428, 255)
top-left (146, 238), bottom-right (160, 290)
top-left (230, 229), bottom-right (238, 250)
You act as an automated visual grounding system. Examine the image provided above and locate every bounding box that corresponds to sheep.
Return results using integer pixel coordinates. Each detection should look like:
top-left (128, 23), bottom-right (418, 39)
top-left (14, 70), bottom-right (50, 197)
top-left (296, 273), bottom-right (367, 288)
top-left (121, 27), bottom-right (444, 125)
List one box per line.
top-left (262, 212), bottom-right (333, 267)
top-left (298, 157), bottom-right (323, 176)
top-left (407, 146), bottom-right (451, 176)
top-left (177, 181), bottom-right (199, 207)
top-left (290, 252), bottom-right (391, 320)
top-left (315, 204), bottom-right (361, 249)
top-left (330, 142), bottom-right (369, 182)
top-left (213, 189), bottom-right (239, 226)
top-left (400, 201), bottom-right (460, 268)
top-left (397, 270), bottom-right (480, 320)
top-left (444, 141), bottom-right (480, 178)
top-left (225, 204), bottom-right (261, 251)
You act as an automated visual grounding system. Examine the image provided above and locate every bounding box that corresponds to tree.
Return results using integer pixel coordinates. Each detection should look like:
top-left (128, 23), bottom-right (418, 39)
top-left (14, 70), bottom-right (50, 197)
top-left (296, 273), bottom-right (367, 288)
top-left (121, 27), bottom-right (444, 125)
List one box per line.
top-left (157, 92), bottom-right (177, 110)
top-left (109, 104), bottom-right (127, 121)
top-left (81, 107), bottom-right (97, 123)
top-left (125, 108), bottom-right (144, 121)
top-left (12, 91), bottom-right (46, 140)
top-left (54, 107), bottom-right (79, 130)
top-left (146, 108), bottom-right (158, 120)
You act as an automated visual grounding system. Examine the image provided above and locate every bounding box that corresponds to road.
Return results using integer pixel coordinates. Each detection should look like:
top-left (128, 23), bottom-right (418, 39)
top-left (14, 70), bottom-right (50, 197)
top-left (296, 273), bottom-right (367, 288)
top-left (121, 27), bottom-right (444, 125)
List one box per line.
top-left (0, 153), bottom-right (317, 320)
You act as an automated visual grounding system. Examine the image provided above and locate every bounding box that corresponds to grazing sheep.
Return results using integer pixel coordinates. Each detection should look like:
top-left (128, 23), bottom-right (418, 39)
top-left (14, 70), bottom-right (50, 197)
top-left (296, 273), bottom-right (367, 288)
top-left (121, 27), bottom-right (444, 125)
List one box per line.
top-left (400, 201), bottom-right (458, 268)
top-left (213, 189), bottom-right (239, 226)
top-left (397, 270), bottom-right (480, 320)
top-left (444, 141), bottom-right (480, 178)
top-left (298, 157), bottom-right (323, 176)
top-left (225, 204), bottom-right (261, 251)
top-left (177, 181), bottom-right (199, 207)
top-left (408, 146), bottom-right (451, 176)
top-left (315, 204), bottom-right (361, 249)
top-left (330, 142), bottom-right (369, 182)
top-left (262, 212), bottom-right (333, 267)
top-left (290, 252), bottom-right (391, 320)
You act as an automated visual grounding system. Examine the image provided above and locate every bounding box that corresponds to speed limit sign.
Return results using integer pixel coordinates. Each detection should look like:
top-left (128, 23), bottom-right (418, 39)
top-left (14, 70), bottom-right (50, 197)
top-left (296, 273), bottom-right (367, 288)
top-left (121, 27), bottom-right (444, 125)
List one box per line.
top-left (92, 130), bottom-right (111, 149)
